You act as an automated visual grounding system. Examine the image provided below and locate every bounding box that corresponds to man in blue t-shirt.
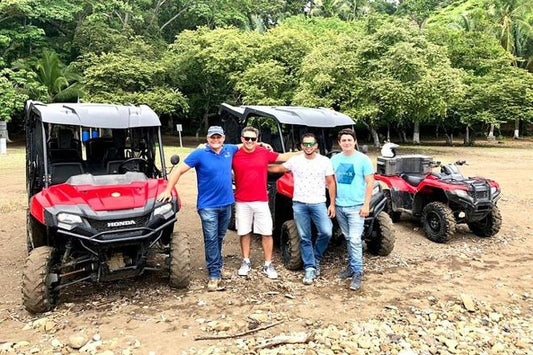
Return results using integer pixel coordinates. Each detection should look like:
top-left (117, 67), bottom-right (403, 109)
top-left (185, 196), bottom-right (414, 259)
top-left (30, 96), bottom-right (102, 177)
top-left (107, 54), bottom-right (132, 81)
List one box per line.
top-left (159, 126), bottom-right (238, 292)
top-left (330, 128), bottom-right (374, 291)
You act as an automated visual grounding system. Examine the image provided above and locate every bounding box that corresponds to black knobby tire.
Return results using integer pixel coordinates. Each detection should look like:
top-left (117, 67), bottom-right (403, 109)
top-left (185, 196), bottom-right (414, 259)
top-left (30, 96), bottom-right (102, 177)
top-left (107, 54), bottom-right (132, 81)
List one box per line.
top-left (367, 212), bottom-right (396, 256)
top-left (22, 246), bottom-right (58, 314)
top-left (421, 202), bottom-right (456, 243)
top-left (280, 220), bottom-right (302, 270)
top-left (468, 205), bottom-right (502, 238)
top-left (169, 231), bottom-right (191, 288)
top-left (384, 190), bottom-right (401, 223)
top-left (227, 204), bottom-right (236, 231)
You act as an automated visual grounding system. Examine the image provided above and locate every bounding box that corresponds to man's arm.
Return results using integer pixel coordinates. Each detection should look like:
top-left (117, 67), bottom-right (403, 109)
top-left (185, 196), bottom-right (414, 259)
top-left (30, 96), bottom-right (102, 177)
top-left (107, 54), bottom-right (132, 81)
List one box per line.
top-left (360, 174), bottom-right (375, 217)
top-left (326, 174), bottom-right (336, 218)
top-left (275, 151), bottom-right (301, 162)
top-left (158, 162), bottom-right (192, 201)
top-left (268, 164), bottom-right (289, 174)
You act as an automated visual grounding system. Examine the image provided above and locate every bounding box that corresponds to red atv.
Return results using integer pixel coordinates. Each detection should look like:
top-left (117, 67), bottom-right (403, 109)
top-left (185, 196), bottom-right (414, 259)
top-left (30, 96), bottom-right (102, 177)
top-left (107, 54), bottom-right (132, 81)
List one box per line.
top-left (23, 101), bottom-right (190, 313)
top-left (374, 152), bottom-right (502, 243)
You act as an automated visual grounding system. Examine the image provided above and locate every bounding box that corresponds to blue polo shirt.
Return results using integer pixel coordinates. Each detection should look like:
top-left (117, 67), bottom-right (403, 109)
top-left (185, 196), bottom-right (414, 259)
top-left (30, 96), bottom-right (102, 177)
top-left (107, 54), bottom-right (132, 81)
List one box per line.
top-left (184, 144), bottom-right (238, 210)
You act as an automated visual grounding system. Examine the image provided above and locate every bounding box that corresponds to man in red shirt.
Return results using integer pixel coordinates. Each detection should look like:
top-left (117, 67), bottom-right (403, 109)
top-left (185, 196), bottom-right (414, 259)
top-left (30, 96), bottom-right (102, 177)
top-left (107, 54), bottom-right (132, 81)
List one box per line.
top-left (232, 127), bottom-right (296, 279)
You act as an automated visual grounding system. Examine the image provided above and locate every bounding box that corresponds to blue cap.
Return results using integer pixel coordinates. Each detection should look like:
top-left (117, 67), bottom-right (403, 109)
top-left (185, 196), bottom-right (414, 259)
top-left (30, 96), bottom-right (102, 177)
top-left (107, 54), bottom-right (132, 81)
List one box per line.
top-left (207, 126), bottom-right (225, 137)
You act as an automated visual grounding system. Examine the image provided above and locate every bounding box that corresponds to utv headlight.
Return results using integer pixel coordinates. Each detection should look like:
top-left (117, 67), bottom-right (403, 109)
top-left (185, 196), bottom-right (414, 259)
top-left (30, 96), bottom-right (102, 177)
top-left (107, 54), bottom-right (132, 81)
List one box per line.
top-left (57, 213), bottom-right (83, 230)
top-left (490, 186), bottom-right (500, 197)
top-left (153, 203), bottom-right (173, 218)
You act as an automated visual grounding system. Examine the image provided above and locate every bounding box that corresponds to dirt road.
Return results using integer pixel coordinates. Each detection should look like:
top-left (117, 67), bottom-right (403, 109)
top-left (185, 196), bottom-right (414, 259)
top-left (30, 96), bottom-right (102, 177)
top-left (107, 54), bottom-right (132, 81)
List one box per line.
top-left (0, 140), bottom-right (532, 354)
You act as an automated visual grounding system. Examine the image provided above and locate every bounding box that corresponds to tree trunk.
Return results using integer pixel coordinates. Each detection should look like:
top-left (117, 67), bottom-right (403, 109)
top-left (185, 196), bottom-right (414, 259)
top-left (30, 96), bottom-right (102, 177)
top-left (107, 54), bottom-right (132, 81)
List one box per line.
top-left (412, 120), bottom-right (420, 144)
top-left (513, 118), bottom-right (520, 139)
top-left (386, 123), bottom-right (390, 142)
top-left (370, 127), bottom-right (380, 148)
top-left (487, 124), bottom-right (495, 141)
top-left (464, 126), bottom-right (471, 145)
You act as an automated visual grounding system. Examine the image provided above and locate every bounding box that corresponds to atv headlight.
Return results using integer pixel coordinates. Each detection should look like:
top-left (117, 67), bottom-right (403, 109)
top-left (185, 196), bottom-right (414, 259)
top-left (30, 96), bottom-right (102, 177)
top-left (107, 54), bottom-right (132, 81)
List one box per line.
top-left (153, 203), bottom-right (173, 218)
top-left (490, 186), bottom-right (500, 198)
top-left (57, 213), bottom-right (83, 230)
top-left (452, 189), bottom-right (469, 199)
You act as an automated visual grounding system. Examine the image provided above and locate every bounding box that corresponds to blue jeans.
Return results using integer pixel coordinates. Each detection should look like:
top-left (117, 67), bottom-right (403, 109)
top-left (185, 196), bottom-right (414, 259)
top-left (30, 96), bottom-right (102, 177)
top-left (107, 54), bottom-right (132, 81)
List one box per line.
top-left (335, 205), bottom-right (364, 275)
top-left (292, 202), bottom-right (332, 270)
top-left (198, 205), bottom-right (232, 278)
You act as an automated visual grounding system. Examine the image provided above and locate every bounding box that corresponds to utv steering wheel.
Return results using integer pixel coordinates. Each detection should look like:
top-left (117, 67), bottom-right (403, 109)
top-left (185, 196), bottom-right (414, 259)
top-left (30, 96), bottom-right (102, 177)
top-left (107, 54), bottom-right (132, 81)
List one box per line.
top-left (118, 158), bottom-right (150, 174)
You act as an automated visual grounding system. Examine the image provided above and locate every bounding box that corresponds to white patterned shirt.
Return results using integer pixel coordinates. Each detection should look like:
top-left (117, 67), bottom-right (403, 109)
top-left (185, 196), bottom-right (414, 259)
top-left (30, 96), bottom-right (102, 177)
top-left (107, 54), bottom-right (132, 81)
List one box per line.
top-left (282, 154), bottom-right (334, 204)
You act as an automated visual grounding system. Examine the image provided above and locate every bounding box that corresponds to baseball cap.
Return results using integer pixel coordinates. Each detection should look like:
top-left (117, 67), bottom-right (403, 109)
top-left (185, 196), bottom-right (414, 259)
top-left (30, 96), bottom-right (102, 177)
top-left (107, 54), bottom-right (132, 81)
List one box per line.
top-left (207, 126), bottom-right (225, 137)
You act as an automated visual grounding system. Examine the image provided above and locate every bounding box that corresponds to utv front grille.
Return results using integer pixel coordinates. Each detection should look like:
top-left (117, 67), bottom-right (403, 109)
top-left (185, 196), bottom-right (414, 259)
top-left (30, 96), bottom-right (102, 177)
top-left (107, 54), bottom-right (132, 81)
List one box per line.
top-left (88, 215), bottom-right (150, 232)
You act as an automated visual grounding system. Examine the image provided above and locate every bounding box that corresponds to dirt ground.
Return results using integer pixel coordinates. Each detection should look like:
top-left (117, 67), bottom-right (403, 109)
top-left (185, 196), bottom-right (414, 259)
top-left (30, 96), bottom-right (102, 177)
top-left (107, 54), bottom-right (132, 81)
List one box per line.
top-left (0, 138), bottom-right (532, 354)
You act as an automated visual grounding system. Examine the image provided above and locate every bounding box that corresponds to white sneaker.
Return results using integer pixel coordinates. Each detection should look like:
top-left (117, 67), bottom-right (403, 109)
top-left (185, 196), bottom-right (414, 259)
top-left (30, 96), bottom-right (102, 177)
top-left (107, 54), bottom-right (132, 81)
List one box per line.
top-left (262, 264), bottom-right (278, 279)
top-left (238, 260), bottom-right (251, 276)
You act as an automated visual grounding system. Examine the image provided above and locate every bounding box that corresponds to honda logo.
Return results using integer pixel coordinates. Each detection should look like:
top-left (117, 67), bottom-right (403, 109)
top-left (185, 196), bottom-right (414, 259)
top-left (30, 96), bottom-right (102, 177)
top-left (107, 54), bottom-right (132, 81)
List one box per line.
top-left (107, 220), bottom-right (136, 227)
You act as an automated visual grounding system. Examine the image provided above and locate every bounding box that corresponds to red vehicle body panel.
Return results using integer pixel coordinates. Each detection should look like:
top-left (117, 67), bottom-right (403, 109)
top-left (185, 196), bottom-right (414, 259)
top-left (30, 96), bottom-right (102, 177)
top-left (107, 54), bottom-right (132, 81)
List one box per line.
top-left (276, 172), bottom-right (294, 198)
top-left (30, 179), bottom-right (178, 224)
top-left (375, 174), bottom-right (499, 193)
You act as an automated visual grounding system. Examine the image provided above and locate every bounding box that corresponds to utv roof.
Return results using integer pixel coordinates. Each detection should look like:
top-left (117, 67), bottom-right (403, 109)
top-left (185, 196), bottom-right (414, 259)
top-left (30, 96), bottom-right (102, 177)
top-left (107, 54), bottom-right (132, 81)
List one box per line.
top-left (220, 103), bottom-right (354, 128)
top-left (27, 101), bottom-right (161, 128)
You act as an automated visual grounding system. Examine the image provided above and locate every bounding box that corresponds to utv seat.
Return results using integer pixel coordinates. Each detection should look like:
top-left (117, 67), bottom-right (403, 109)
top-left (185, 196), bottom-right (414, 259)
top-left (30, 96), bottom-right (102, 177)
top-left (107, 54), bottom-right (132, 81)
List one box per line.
top-left (51, 162), bottom-right (85, 185)
top-left (401, 173), bottom-right (426, 187)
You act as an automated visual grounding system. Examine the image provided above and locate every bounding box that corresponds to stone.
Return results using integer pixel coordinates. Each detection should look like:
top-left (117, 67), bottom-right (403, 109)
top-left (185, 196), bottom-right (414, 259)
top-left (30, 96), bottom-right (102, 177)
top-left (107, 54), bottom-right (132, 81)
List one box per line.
top-left (460, 294), bottom-right (476, 312)
top-left (51, 338), bottom-right (63, 348)
top-left (68, 334), bottom-right (89, 349)
top-left (249, 313), bottom-right (269, 322)
top-left (13, 341), bottom-right (30, 349)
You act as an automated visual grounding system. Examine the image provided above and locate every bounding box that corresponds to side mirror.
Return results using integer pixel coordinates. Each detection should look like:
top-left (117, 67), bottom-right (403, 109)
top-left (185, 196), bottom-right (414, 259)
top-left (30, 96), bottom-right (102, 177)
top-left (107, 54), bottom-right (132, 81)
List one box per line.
top-left (361, 145), bottom-right (368, 154)
top-left (170, 155), bottom-right (180, 165)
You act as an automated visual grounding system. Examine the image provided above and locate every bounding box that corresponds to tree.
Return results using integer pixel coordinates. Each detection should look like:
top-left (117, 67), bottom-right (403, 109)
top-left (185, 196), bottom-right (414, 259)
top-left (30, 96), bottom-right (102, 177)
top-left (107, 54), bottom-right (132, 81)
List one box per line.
top-left (35, 50), bottom-right (83, 102)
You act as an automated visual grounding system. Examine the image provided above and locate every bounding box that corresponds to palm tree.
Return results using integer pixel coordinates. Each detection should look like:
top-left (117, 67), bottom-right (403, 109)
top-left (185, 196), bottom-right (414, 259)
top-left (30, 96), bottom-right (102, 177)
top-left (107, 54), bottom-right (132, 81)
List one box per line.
top-left (489, 0), bottom-right (533, 138)
top-left (35, 50), bottom-right (83, 103)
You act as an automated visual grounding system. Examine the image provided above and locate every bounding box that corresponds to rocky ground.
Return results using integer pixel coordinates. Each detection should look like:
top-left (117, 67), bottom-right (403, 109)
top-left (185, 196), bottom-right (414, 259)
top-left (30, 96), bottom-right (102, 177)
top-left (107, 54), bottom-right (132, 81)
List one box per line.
top-left (0, 139), bottom-right (532, 354)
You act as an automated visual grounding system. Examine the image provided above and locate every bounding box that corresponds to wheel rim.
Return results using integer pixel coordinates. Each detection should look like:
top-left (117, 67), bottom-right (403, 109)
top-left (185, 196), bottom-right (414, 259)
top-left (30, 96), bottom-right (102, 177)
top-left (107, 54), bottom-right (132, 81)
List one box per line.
top-left (427, 212), bottom-right (441, 232)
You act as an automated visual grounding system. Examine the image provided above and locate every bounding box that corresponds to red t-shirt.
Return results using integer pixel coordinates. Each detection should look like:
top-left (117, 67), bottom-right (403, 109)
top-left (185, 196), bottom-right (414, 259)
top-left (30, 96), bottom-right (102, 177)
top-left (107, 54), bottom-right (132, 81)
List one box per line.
top-left (232, 147), bottom-right (279, 202)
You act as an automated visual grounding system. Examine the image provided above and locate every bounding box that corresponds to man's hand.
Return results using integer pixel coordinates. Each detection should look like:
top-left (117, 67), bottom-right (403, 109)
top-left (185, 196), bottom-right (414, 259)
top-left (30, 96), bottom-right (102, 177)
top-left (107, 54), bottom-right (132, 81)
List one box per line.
top-left (359, 204), bottom-right (370, 217)
top-left (157, 190), bottom-right (172, 202)
top-left (327, 204), bottom-right (336, 218)
top-left (259, 142), bottom-right (273, 151)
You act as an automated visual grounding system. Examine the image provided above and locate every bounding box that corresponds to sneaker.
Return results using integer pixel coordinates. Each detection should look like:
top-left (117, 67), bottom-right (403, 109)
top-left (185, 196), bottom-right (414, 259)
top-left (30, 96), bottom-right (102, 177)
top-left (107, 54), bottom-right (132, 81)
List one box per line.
top-left (350, 273), bottom-right (362, 291)
top-left (238, 260), bottom-right (251, 277)
top-left (207, 278), bottom-right (225, 292)
top-left (315, 264), bottom-right (321, 277)
top-left (339, 267), bottom-right (354, 280)
top-left (302, 268), bottom-right (316, 285)
top-left (262, 264), bottom-right (278, 279)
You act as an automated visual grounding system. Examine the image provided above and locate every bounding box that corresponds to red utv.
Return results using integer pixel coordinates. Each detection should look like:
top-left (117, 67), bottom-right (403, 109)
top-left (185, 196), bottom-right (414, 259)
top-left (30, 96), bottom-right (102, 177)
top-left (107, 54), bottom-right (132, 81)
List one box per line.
top-left (23, 101), bottom-right (190, 313)
top-left (220, 104), bottom-right (395, 270)
top-left (374, 151), bottom-right (502, 243)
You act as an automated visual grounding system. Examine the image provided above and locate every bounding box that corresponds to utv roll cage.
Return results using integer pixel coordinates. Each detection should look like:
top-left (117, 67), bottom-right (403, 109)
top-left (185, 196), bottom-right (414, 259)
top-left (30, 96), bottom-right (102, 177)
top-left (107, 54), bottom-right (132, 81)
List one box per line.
top-left (219, 103), bottom-right (355, 154)
top-left (25, 101), bottom-right (168, 198)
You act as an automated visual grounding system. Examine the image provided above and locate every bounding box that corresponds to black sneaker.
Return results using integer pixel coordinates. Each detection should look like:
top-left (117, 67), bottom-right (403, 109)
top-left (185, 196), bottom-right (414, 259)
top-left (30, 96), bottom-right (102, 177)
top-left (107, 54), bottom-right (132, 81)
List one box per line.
top-left (350, 273), bottom-right (362, 291)
top-left (339, 267), bottom-right (354, 280)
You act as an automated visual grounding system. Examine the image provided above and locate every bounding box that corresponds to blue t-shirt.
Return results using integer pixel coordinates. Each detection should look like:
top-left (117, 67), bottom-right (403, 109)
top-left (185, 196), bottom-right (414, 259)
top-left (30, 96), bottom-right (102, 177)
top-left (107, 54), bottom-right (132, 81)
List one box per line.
top-left (184, 144), bottom-right (238, 209)
top-left (331, 151), bottom-right (374, 207)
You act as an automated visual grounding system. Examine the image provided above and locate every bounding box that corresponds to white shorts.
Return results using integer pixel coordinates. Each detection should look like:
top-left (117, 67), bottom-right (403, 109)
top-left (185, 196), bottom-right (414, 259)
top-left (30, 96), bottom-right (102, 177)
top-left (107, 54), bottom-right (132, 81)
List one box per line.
top-left (235, 201), bottom-right (273, 236)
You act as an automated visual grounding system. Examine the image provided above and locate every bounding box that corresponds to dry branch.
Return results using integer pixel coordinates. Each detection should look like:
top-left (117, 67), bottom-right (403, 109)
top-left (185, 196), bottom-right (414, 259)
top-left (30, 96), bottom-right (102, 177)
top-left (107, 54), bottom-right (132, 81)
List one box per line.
top-left (194, 320), bottom-right (283, 341)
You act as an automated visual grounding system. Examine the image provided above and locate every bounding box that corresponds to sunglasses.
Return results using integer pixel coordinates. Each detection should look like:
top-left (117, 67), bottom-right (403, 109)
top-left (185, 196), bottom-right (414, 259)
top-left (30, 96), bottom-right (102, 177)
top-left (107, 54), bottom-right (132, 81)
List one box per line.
top-left (301, 142), bottom-right (316, 147)
top-left (242, 136), bottom-right (257, 142)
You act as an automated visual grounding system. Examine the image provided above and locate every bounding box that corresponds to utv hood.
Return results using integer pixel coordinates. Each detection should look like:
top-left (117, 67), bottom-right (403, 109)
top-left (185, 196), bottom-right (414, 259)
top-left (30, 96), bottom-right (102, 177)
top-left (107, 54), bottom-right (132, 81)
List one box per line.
top-left (30, 173), bottom-right (173, 223)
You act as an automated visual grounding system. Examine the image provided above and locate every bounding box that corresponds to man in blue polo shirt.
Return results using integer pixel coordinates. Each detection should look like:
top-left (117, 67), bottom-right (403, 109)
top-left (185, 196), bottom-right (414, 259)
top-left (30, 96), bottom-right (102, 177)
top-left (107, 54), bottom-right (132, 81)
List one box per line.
top-left (159, 126), bottom-right (238, 291)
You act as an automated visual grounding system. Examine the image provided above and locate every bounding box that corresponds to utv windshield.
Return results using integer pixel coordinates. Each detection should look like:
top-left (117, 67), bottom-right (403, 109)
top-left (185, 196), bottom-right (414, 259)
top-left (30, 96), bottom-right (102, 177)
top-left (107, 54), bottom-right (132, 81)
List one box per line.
top-left (45, 124), bottom-right (163, 184)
